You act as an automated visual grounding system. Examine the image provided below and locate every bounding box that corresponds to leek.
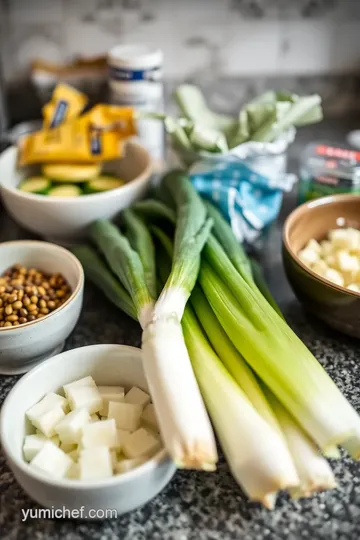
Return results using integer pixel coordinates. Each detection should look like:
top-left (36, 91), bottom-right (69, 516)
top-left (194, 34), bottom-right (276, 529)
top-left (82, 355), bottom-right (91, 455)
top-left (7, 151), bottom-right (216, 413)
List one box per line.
top-left (190, 285), bottom-right (279, 431)
top-left (122, 208), bottom-right (157, 299)
top-left (71, 245), bottom-right (137, 320)
top-left (152, 170), bottom-right (213, 321)
top-left (204, 200), bottom-right (253, 284)
top-left (182, 304), bottom-right (299, 507)
top-left (199, 234), bottom-right (360, 452)
top-left (141, 171), bottom-right (217, 469)
top-left (91, 214), bottom-right (217, 470)
top-left (249, 257), bottom-right (283, 318)
top-left (154, 234), bottom-right (299, 506)
top-left (90, 220), bottom-right (154, 328)
top-left (266, 391), bottom-right (337, 498)
top-left (189, 274), bottom-right (338, 493)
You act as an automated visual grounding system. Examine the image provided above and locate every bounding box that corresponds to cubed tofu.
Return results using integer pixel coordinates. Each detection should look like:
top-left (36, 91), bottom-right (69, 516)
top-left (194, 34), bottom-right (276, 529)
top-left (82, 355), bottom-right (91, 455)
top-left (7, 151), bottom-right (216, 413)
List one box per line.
top-left (63, 376), bottom-right (96, 396)
top-left (67, 448), bottom-right (80, 461)
top-left (306, 239), bottom-right (321, 254)
top-left (98, 386), bottom-right (125, 417)
top-left (27, 392), bottom-right (68, 415)
top-left (324, 268), bottom-right (344, 287)
top-left (27, 406), bottom-right (65, 437)
top-left (325, 254), bottom-right (337, 269)
top-left (329, 228), bottom-right (358, 250)
top-left (23, 434), bottom-right (48, 462)
top-left (30, 441), bottom-right (73, 479)
top-left (320, 240), bottom-right (333, 257)
top-left (78, 447), bottom-right (113, 480)
top-left (122, 427), bottom-right (161, 459)
top-left (55, 408), bottom-right (91, 444)
top-left (108, 401), bottom-right (142, 431)
top-left (60, 442), bottom-right (77, 453)
top-left (50, 435), bottom-right (61, 447)
top-left (347, 283), bottom-right (360, 293)
top-left (141, 404), bottom-right (159, 432)
top-left (90, 414), bottom-right (100, 423)
top-left (66, 462), bottom-right (80, 480)
top-left (115, 456), bottom-right (147, 474)
top-left (26, 393), bottom-right (68, 436)
top-left (115, 429), bottom-right (131, 451)
top-left (66, 385), bottom-right (103, 415)
top-left (336, 250), bottom-right (359, 274)
top-left (125, 387), bottom-right (150, 408)
top-left (311, 260), bottom-right (328, 278)
top-left (110, 449), bottom-right (117, 470)
top-left (298, 248), bottom-right (319, 267)
top-left (81, 419), bottom-right (118, 449)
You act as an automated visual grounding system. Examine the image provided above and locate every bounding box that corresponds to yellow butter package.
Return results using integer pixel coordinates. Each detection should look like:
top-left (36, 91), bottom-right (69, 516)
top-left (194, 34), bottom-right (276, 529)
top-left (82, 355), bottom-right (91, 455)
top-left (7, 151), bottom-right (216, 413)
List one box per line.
top-left (18, 106), bottom-right (137, 165)
top-left (42, 84), bottom-right (88, 129)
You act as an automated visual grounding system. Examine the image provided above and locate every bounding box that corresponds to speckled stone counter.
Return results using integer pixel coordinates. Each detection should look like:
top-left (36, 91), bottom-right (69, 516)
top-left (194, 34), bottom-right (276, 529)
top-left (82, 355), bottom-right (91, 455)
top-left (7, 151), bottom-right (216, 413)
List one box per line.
top-left (1, 118), bottom-right (360, 540)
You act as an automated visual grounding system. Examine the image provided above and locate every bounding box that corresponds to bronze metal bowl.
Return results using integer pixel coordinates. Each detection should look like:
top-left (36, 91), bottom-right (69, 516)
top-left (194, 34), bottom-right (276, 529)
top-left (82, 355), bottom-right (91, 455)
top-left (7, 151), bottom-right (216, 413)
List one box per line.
top-left (283, 194), bottom-right (360, 338)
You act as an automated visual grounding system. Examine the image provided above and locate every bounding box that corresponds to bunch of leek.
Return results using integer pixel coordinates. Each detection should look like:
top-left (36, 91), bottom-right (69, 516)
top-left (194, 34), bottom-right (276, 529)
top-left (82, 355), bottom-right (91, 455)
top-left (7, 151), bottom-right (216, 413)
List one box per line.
top-left (75, 170), bottom-right (360, 507)
top-left (82, 172), bottom-right (217, 471)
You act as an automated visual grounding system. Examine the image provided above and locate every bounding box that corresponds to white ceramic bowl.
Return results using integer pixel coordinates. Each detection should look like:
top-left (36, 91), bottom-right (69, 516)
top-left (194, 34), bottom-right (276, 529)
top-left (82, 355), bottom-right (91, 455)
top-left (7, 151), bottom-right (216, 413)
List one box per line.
top-left (0, 141), bottom-right (152, 243)
top-left (0, 240), bottom-right (84, 374)
top-left (0, 344), bottom-right (176, 518)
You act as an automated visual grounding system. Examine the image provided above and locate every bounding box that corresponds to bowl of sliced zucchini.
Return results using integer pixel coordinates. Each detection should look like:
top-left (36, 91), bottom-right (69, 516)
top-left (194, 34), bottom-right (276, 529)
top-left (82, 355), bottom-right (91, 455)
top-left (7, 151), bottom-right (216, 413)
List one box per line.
top-left (0, 141), bottom-right (152, 243)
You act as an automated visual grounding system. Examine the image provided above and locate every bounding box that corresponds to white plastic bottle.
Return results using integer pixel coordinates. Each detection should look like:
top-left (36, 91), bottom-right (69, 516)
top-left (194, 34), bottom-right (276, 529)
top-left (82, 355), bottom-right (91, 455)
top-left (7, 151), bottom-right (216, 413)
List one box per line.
top-left (108, 44), bottom-right (164, 164)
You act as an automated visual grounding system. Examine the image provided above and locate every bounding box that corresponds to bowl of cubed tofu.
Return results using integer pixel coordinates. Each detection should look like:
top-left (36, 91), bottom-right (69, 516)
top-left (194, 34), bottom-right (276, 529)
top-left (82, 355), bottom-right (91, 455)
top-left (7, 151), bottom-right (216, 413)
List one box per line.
top-left (0, 344), bottom-right (176, 518)
top-left (283, 193), bottom-right (360, 337)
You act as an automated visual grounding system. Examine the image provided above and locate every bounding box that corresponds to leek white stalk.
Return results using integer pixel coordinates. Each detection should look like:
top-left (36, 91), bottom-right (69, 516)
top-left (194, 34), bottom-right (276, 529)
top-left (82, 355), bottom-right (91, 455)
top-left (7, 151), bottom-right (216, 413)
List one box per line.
top-left (191, 284), bottom-right (337, 497)
top-left (182, 305), bottom-right (299, 507)
top-left (266, 392), bottom-right (337, 498)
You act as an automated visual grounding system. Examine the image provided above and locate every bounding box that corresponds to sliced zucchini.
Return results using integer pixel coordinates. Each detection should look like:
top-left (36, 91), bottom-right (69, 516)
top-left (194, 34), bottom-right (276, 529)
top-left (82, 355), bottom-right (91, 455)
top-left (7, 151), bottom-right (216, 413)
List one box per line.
top-left (48, 185), bottom-right (82, 198)
top-left (42, 163), bottom-right (101, 183)
top-left (19, 177), bottom-right (51, 195)
top-left (84, 176), bottom-right (125, 194)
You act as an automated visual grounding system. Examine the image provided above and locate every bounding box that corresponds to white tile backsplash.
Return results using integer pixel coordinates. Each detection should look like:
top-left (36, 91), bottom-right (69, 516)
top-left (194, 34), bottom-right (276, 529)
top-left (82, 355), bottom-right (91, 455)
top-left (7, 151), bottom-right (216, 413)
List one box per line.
top-left (1, 0), bottom-right (360, 82)
top-left (278, 20), bottom-right (334, 75)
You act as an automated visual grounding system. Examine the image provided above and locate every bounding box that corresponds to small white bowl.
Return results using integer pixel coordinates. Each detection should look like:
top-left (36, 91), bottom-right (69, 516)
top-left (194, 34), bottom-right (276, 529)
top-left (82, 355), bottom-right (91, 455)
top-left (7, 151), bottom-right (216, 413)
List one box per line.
top-left (0, 344), bottom-right (176, 517)
top-left (0, 240), bottom-right (84, 374)
top-left (0, 141), bottom-right (152, 243)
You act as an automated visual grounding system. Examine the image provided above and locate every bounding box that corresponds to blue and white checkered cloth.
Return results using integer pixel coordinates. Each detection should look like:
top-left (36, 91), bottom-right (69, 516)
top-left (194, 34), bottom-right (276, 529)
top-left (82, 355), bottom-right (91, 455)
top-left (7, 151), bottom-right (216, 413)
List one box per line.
top-left (189, 158), bottom-right (296, 243)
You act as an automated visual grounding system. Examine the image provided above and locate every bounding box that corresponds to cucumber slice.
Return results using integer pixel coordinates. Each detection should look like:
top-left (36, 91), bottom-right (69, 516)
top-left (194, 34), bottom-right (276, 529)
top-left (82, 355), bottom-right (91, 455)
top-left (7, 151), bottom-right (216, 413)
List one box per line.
top-left (19, 177), bottom-right (51, 195)
top-left (48, 185), bottom-right (82, 198)
top-left (84, 176), bottom-right (125, 194)
top-left (42, 163), bottom-right (101, 182)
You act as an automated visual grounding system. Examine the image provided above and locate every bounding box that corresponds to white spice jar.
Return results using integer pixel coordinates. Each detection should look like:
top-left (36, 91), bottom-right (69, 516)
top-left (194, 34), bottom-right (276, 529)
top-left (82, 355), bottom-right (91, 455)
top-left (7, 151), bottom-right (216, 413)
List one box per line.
top-left (108, 44), bottom-right (164, 163)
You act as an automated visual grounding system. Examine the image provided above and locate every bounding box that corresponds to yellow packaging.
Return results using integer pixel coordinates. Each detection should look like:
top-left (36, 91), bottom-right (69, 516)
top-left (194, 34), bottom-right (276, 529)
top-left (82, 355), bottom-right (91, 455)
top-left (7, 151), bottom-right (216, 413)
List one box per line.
top-left (18, 106), bottom-right (137, 165)
top-left (42, 84), bottom-right (88, 129)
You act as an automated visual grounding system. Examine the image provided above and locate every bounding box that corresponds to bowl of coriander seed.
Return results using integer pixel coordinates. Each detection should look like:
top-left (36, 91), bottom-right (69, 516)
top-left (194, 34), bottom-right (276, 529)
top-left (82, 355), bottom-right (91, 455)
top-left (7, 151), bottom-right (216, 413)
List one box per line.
top-left (0, 240), bottom-right (84, 374)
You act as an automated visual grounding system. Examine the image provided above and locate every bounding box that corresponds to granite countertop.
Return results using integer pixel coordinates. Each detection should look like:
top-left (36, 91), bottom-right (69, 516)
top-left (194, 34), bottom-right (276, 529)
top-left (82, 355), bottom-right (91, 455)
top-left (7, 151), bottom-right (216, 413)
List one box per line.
top-left (1, 117), bottom-right (360, 540)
